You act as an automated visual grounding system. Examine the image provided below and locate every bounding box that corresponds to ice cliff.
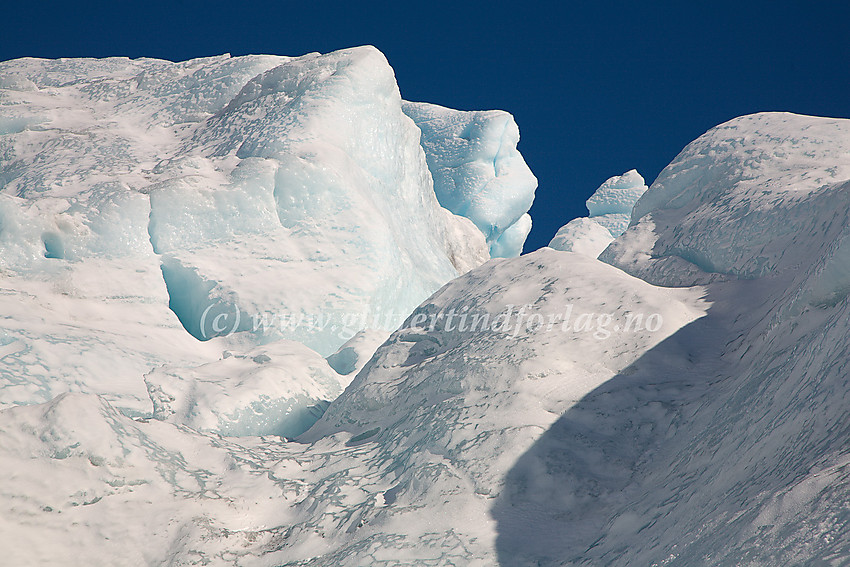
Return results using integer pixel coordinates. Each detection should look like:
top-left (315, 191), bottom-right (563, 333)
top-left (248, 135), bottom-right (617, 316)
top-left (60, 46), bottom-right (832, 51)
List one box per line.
top-left (0, 46), bottom-right (533, 421)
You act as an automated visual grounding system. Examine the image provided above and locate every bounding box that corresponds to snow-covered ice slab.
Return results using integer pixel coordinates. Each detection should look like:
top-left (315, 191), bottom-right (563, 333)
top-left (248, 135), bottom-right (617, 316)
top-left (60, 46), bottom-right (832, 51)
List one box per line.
top-left (0, 249), bottom-right (707, 565)
top-left (504, 112), bottom-right (850, 565)
top-left (145, 339), bottom-right (349, 438)
top-left (603, 113), bottom-right (850, 290)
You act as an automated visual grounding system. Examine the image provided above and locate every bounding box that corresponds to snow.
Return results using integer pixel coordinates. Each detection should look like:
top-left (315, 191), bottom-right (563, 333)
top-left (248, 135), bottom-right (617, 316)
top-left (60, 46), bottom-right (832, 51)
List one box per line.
top-left (326, 328), bottom-right (390, 376)
top-left (0, 250), bottom-right (707, 565)
top-left (3, 47), bottom-right (850, 566)
top-left (144, 339), bottom-right (348, 438)
top-left (602, 113), bottom-right (850, 287)
top-left (548, 216), bottom-right (616, 257)
top-left (548, 169), bottom-right (647, 257)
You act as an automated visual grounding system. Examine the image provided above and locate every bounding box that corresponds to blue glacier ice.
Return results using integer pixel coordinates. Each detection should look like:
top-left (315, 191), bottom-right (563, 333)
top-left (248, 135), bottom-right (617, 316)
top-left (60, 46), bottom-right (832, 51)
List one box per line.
top-left (403, 101), bottom-right (537, 257)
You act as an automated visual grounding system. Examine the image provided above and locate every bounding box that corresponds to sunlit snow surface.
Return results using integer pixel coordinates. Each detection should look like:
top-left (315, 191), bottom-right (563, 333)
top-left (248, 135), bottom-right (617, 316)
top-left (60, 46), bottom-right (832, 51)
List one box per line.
top-left (0, 250), bottom-right (707, 566)
top-left (2, 48), bottom-right (850, 566)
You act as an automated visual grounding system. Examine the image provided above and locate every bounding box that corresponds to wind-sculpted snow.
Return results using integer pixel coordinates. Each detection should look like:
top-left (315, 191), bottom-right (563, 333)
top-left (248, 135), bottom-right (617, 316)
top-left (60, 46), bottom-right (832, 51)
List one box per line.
top-left (292, 250), bottom-right (705, 564)
top-left (403, 101), bottom-right (537, 257)
top-left (4, 51), bottom-right (850, 566)
top-left (499, 245), bottom-right (850, 566)
top-left (549, 169), bottom-right (647, 257)
top-left (144, 339), bottom-right (348, 438)
top-left (497, 112), bottom-right (850, 565)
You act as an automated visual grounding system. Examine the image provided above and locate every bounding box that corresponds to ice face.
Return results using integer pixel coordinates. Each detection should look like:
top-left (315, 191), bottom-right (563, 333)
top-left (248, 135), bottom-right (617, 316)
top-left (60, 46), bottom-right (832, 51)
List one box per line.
top-left (548, 169), bottom-right (647, 256)
top-left (0, 46), bottom-right (502, 415)
top-left (143, 47), bottom-right (490, 354)
top-left (402, 101), bottom-right (538, 257)
top-left (585, 168), bottom-right (647, 218)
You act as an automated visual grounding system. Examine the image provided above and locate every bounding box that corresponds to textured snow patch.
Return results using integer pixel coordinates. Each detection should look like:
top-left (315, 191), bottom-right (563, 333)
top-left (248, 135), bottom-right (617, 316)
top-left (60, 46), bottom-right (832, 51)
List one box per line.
top-left (0, 392), bottom-right (309, 565)
top-left (548, 217), bottom-right (614, 257)
top-left (603, 113), bottom-right (850, 288)
top-left (326, 328), bottom-right (390, 376)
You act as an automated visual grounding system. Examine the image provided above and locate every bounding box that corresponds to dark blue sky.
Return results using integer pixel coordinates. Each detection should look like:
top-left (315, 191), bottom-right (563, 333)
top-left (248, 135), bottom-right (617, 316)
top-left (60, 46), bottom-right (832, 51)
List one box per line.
top-left (3, 1), bottom-right (849, 251)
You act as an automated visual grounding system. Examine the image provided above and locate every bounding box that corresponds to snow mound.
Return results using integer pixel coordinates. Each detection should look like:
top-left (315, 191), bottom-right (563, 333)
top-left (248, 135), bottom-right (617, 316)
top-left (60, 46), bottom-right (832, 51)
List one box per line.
top-left (499, 113), bottom-right (850, 566)
top-left (549, 217), bottom-right (615, 257)
top-left (602, 113), bottom-right (850, 292)
top-left (403, 101), bottom-right (537, 257)
top-left (326, 328), bottom-right (390, 376)
top-left (145, 339), bottom-right (347, 438)
top-left (549, 169), bottom-right (647, 256)
top-left (295, 250), bottom-right (706, 563)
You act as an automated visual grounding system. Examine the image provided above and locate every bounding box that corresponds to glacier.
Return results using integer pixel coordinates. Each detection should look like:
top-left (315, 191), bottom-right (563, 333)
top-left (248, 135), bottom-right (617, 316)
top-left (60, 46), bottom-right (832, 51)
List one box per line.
top-left (2, 44), bottom-right (850, 567)
top-left (402, 101), bottom-right (537, 258)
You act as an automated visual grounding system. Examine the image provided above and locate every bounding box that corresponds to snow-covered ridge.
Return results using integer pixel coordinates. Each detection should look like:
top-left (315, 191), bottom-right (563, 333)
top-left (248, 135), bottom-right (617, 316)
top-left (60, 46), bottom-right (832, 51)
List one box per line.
top-left (505, 112), bottom-right (850, 566)
top-left (602, 113), bottom-right (850, 294)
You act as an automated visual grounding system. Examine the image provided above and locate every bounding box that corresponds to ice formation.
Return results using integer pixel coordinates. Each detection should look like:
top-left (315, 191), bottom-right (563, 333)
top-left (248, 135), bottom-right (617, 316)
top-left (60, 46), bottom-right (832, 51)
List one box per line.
top-left (548, 169), bottom-right (647, 257)
top-left (602, 113), bottom-right (850, 290)
top-left (0, 45), bottom-right (541, 420)
top-left (2, 45), bottom-right (850, 566)
top-left (0, 250), bottom-right (707, 565)
top-left (402, 101), bottom-right (537, 257)
top-left (144, 340), bottom-right (348, 438)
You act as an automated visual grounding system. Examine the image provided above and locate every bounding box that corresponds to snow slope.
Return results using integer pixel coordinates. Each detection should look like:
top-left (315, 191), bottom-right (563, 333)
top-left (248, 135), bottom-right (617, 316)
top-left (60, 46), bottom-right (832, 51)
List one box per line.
top-left (0, 249), bottom-right (706, 566)
top-left (501, 112), bottom-right (850, 565)
top-left (602, 113), bottom-right (850, 289)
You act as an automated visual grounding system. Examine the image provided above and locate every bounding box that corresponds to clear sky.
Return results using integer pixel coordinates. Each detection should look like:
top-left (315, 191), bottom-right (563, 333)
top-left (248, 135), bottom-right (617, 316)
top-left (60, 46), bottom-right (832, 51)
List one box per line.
top-left (3, 1), bottom-right (849, 251)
